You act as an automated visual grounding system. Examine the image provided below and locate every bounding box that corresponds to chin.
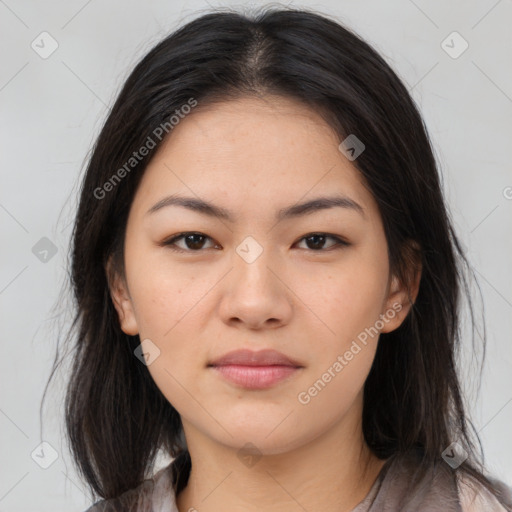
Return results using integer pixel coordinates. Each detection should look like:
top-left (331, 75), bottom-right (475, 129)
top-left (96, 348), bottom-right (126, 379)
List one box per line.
top-left (212, 423), bottom-right (307, 457)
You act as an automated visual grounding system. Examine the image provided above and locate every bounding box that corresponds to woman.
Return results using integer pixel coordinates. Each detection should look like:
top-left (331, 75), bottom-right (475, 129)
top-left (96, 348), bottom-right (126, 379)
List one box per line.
top-left (52, 7), bottom-right (512, 511)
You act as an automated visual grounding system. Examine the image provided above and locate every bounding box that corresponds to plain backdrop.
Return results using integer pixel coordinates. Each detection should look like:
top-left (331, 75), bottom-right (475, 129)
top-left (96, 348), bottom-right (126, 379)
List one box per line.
top-left (1, 1), bottom-right (511, 510)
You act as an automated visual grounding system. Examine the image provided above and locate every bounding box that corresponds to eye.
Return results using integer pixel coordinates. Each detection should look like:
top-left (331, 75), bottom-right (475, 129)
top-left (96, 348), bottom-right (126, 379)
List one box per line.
top-left (161, 232), bottom-right (349, 253)
top-left (294, 233), bottom-right (349, 251)
top-left (161, 232), bottom-right (220, 252)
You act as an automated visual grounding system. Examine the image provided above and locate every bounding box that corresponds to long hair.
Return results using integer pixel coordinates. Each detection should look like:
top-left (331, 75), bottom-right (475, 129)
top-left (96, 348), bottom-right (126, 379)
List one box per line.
top-left (43, 6), bottom-right (510, 507)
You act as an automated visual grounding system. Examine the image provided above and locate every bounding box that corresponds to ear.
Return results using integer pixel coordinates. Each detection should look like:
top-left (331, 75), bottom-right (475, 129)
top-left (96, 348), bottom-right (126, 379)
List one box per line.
top-left (380, 239), bottom-right (422, 334)
top-left (106, 254), bottom-right (139, 336)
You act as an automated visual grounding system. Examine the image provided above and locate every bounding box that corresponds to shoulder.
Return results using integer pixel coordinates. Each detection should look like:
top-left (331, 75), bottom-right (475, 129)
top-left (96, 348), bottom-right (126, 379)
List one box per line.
top-left (457, 472), bottom-right (512, 512)
top-left (82, 462), bottom-right (178, 512)
top-left (373, 450), bottom-right (511, 512)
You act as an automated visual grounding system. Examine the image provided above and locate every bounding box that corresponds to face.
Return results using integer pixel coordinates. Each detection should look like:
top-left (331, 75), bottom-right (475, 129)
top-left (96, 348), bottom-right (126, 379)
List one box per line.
top-left (109, 95), bottom-right (419, 456)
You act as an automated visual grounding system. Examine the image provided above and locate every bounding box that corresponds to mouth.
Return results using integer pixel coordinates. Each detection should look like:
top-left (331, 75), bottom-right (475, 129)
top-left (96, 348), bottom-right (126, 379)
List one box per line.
top-left (207, 349), bottom-right (303, 390)
top-left (208, 364), bottom-right (302, 389)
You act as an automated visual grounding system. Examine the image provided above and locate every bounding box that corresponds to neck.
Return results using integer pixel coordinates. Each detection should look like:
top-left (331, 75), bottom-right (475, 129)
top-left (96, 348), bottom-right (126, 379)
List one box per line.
top-left (176, 403), bottom-right (387, 512)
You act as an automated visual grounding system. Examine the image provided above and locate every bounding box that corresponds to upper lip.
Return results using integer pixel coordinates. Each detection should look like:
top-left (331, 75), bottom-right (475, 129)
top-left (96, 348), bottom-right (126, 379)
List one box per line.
top-left (209, 349), bottom-right (303, 367)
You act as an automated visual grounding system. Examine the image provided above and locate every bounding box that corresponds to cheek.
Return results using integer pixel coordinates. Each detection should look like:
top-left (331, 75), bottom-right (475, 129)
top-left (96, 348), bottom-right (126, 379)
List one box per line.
top-left (293, 266), bottom-right (385, 417)
top-left (124, 249), bottom-right (214, 397)
top-left (297, 258), bottom-right (389, 347)
top-left (128, 265), bottom-right (205, 411)
top-left (125, 244), bottom-right (206, 338)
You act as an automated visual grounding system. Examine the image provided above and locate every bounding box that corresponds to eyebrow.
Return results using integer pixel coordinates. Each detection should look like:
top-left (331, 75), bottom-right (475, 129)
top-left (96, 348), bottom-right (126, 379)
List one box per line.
top-left (146, 194), bottom-right (366, 221)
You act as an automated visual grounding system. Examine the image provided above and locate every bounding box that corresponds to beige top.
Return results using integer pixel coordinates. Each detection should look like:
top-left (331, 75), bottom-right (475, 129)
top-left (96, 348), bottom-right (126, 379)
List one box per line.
top-left (85, 450), bottom-right (512, 511)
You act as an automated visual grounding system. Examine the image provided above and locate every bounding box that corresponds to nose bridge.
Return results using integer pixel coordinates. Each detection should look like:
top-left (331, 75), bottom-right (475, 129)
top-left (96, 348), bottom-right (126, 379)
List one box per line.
top-left (217, 233), bottom-right (292, 328)
top-left (232, 234), bottom-right (275, 290)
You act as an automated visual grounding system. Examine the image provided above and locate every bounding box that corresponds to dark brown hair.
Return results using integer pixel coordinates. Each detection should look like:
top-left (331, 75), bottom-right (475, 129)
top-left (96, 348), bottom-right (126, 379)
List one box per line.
top-left (43, 6), bottom-right (511, 509)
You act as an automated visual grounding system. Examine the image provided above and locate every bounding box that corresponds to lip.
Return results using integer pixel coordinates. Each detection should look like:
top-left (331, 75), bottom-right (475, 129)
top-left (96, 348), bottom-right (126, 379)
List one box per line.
top-left (208, 349), bottom-right (302, 367)
top-left (208, 349), bottom-right (303, 390)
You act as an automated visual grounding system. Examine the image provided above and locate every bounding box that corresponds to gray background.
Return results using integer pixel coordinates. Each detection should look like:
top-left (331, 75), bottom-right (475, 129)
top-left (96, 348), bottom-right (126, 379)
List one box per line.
top-left (1, 1), bottom-right (511, 510)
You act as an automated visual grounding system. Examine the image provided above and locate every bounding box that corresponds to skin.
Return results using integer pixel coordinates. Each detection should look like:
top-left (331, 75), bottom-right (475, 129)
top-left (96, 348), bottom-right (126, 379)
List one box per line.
top-left (109, 95), bottom-right (422, 512)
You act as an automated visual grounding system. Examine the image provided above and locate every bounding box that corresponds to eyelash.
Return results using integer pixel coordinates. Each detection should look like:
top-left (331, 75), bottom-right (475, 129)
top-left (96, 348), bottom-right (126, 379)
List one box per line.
top-left (160, 232), bottom-right (350, 253)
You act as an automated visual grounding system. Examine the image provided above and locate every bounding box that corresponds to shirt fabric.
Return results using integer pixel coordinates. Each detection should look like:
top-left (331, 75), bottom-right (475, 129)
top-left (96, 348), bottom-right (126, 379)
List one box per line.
top-left (84, 449), bottom-right (511, 512)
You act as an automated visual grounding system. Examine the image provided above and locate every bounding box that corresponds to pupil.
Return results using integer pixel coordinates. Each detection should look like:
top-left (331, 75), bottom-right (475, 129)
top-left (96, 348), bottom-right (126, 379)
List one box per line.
top-left (307, 235), bottom-right (325, 250)
top-left (186, 234), bottom-right (204, 249)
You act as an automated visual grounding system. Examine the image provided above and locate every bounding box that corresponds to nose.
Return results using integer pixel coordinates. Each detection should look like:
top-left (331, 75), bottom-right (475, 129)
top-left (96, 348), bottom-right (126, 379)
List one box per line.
top-left (217, 244), bottom-right (293, 330)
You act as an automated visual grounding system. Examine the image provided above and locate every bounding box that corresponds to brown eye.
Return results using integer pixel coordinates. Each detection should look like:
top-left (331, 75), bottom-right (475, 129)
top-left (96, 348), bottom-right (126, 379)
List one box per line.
top-left (163, 232), bottom-right (218, 252)
top-left (295, 233), bottom-right (349, 251)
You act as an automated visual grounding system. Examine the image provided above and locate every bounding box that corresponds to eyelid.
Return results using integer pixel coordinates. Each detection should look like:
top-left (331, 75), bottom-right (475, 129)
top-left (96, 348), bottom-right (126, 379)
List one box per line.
top-left (161, 232), bottom-right (220, 252)
top-left (294, 232), bottom-right (350, 248)
top-left (160, 231), bottom-right (350, 252)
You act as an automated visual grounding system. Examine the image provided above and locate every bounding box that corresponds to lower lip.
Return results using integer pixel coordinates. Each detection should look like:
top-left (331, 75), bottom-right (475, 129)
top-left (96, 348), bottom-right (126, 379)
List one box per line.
top-left (210, 364), bottom-right (300, 389)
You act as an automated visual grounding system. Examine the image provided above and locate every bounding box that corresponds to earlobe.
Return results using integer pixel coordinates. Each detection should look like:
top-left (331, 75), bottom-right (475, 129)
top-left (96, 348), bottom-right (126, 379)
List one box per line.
top-left (106, 257), bottom-right (139, 336)
top-left (380, 240), bottom-right (422, 334)
top-left (380, 275), bottom-right (409, 333)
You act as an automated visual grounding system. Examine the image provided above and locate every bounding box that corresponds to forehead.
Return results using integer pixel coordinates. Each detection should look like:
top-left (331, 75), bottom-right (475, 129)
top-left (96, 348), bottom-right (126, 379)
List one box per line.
top-left (130, 95), bottom-right (378, 224)
top-left (167, 94), bottom-right (340, 157)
